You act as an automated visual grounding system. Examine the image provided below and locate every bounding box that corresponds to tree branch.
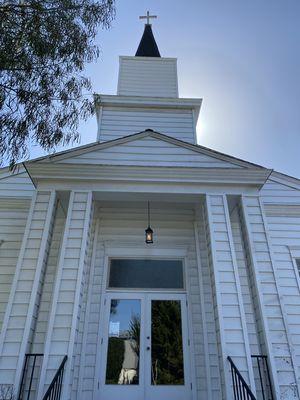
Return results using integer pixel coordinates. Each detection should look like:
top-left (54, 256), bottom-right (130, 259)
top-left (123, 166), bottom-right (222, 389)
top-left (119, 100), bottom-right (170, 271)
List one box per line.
top-left (0, 3), bottom-right (91, 13)
top-left (0, 83), bottom-right (88, 101)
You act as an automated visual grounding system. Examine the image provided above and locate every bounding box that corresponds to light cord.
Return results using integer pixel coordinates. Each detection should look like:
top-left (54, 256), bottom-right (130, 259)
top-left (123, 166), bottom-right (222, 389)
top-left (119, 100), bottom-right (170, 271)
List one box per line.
top-left (148, 201), bottom-right (150, 226)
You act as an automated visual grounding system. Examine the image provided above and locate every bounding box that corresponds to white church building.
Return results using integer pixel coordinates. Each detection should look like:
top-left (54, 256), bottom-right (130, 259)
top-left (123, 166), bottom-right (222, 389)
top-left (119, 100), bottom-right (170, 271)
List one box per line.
top-left (1, 16), bottom-right (300, 400)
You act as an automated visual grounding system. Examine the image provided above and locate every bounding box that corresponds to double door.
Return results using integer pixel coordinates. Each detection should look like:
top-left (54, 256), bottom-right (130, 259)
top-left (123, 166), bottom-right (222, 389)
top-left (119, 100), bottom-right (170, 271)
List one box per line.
top-left (97, 292), bottom-right (192, 400)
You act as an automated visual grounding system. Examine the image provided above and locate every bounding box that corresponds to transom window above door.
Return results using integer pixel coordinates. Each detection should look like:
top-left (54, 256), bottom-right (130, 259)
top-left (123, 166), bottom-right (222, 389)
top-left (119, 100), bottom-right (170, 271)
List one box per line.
top-left (108, 259), bottom-right (184, 290)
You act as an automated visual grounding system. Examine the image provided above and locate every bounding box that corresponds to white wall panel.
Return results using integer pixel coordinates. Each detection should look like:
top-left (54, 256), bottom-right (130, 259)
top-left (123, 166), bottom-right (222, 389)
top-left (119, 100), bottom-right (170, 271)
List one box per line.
top-left (62, 136), bottom-right (240, 169)
top-left (0, 168), bottom-right (34, 198)
top-left (205, 195), bottom-right (256, 398)
top-left (37, 192), bottom-right (93, 400)
top-left (101, 108), bottom-right (191, 126)
top-left (98, 106), bottom-right (195, 143)
top-left (263, 203), bottom-right (300, 398)
top-left (118, 57), bottom-right (178, 98)
top-left (71, 216), bottom-right (97, 399)
top-left (196, 206), bottom-right (223, 400)
top-left (260, 179), bottom-right (300, 204)
top-left (242, 195), bottom-right (299, 399)
top-left (30, 206), bottom-right (66, 354)
top-left (0, 191), bottom-right (56, 388)
top-left (230, 208), bottom-right (260, 354)
top-left (260, 168), bottom-right (300, 389)
top-left (0, 200), bottom-right (30, 331)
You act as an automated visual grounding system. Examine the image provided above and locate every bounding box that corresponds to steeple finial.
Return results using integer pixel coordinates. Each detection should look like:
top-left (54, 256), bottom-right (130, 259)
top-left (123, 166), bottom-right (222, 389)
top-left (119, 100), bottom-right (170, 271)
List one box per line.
top-left (136, 11), bottom-right (161, 57)
top-left (139, 11), bottom-right (157, 25)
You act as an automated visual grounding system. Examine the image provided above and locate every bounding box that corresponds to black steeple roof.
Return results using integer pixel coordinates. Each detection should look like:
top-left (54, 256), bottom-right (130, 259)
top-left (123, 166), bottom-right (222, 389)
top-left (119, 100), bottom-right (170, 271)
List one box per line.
top-left (135, 24), bottom-right (161, 57)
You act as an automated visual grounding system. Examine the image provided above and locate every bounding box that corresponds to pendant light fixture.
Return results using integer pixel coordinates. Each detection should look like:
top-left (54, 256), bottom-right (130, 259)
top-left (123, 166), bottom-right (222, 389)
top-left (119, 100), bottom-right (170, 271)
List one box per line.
top-left (145, 201), bottom-right (153, 244)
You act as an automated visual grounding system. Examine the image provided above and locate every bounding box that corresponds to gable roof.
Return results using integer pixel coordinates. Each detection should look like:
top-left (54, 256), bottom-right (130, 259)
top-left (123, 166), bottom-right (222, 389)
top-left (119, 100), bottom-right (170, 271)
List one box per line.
top-left (28, 129), bottom-right (267, 170)
top-left (2, 129), bottom-right (300, 196)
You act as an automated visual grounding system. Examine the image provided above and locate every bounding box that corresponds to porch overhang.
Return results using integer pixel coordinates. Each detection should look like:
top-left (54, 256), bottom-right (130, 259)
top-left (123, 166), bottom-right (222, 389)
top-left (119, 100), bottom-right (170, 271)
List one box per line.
top-left (24, 163), bottom-right (272, 195)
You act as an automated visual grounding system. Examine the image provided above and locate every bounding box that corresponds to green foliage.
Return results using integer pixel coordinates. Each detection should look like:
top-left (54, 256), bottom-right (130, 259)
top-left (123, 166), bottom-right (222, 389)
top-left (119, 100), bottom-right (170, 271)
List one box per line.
top-left (0, 0), bottom-right (115, 167)
top-left (151, 300), bottom-right (184, 385)
top-left (106, 337), bottom-right (124, 384)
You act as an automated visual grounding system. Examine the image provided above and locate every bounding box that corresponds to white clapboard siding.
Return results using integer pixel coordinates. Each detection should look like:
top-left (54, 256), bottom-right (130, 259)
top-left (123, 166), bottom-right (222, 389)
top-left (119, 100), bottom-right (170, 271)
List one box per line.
top-left (78, 202), bottom-right (209, 400)
top-left (260, 179), bottom-right (300, 204)
top-left (80, 231), bottom-right (104, 400)
top-left (238, 206), bottom-right (267, 362)
top-left (59, 136), bottom-right (240, 169)
top-left (0, 191), bottom-right (56, 386)
top-left (0, 168), bottom-right (34, 198)
top-left (263, 203), bottom-right (300, 396)
top-left (202, 201), bottom-right (226, 398)
top-left (37, 192), bottom-right (93, 400)
top-left (71, 215), bottom-right (97, 399)
top-left (31, 204), bottom-right (66, 354)
top-left (186, 240), bottom-right (207, 398)
top-left (19, 203), bottom-right (66, 400)
top-left (118, 57), bottom-right (178, 98)
top-left (204, 195), bottom-right (255, 398)
top-left (261, 174), bottom-right (300, 400)
top-left (229, 206), bottom-right (269, 399)
top-left (98, 107), bottom-right (195, 143)
top-left (230, 207), bottom-right (261, 355)
top-left (0, 200), bottom-right (30, 331)
top-left (242, 196), bottom-right (299, 399)
top-left (196, 205), bottom-right (223, 400)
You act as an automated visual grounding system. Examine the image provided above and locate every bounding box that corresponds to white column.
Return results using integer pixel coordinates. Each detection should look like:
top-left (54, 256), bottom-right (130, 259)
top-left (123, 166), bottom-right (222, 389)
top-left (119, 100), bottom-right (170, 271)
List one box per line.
top-left (193, 221), bottom-right (213, 400)
top-left (241, 194), bottom-right (298, 399)
top-left (205, 194), bottom-right (256, 399)
top-left (37, 191), bottom-right (93, 400)
top-left (76, 218), bottom-right (100, 398)
top-left (0, 190), bottom-right (56, 392)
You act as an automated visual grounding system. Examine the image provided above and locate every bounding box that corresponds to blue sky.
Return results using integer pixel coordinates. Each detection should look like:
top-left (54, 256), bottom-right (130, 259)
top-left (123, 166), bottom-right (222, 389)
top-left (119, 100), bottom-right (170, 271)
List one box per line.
top-left (30, 0), bottom-right (300, 177)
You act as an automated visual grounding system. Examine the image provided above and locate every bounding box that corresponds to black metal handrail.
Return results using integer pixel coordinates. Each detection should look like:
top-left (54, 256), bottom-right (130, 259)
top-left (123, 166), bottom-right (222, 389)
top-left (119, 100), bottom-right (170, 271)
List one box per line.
top-left (251, 355), bottom-right (274, 400)
top-left (228, 356), bottom-right (256, 400)
top-left (18, 353), bottom-right (44, 400)
top-left (42, 355), bottom-right (67, 400)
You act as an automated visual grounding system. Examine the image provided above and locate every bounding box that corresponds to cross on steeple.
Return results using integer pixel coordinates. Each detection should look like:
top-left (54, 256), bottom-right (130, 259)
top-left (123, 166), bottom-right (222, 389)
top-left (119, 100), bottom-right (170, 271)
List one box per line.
top-left (136, 11), bottom-right (160, 57)
top-left (139, 11), bottom-right (157, 25)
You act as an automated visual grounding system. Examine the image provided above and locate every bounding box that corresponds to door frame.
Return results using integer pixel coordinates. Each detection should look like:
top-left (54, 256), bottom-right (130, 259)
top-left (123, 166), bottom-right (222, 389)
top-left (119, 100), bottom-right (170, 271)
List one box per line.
top-left (93, 245), bottom-right (197, 400)
top-left (98, 291), bottom-right (146, 400)
top-left (144, 292), bottom-right (191, 400)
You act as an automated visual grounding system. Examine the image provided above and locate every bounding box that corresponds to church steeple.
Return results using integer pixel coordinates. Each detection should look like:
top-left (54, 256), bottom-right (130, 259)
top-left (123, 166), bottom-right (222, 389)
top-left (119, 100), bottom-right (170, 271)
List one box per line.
top-left (135, 11), bottom-right (161, 57)
top-left (96, 11), bottom-right (202, 144)
top-left (116, 11), bottom-right (180, 98)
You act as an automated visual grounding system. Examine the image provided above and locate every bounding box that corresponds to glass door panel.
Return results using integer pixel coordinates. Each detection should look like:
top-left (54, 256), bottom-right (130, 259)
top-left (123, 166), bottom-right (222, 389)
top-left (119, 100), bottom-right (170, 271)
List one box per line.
top-left (105, 299), bottom-right (141, 385)
top-left (99, 293), bottom-right (191, 400)
top-left (151, 300), bottom-right (184, 385)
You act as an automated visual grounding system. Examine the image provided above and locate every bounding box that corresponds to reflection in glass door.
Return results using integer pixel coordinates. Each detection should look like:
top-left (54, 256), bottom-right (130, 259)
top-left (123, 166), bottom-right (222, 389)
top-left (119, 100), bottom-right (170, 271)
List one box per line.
top-left (105, 299), bottom-right (141, 385)
top-left (99, 293), bottom-right (192, 400)
top-left (145, 294), bottom-right (191, 400)
top-left (151, 300), bottom-right (184, 385)
top-left (99, 294), bottom-right (145, 400)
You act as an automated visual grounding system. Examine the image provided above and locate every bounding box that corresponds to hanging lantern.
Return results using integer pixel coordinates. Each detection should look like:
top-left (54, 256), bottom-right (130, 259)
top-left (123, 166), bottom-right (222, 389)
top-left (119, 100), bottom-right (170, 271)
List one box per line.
top-left (145, 201), bottom-right (153, 244)
top-left (145, 226), bottom-right (153, 244)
